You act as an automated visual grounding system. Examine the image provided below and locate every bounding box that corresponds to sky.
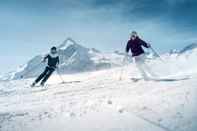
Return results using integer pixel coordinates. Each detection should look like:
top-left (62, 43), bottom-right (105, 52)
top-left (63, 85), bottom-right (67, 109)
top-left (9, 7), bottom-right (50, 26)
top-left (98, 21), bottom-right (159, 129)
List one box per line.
top-left (0, 0), bottom-right (197, 74)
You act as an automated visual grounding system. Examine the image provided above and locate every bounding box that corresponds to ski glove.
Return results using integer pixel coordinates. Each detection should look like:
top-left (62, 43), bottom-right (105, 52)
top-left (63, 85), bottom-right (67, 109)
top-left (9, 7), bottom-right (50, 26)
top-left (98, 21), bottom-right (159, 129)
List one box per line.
top-left (147, 43), bottom-right (151, 48)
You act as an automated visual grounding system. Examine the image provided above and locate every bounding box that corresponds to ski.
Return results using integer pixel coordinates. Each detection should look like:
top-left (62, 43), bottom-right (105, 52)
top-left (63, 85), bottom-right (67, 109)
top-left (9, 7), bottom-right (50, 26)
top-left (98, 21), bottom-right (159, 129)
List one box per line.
top-left (131, 78), bottom-right (142, 82)
top-left (152, 76), bottom-right (190, 82)
top-left (60, 81), bottom-right (81, 85)
top-left (27, 81), bottom-right (82, 91)
top-left (130, 76), bottom-right (190, 82)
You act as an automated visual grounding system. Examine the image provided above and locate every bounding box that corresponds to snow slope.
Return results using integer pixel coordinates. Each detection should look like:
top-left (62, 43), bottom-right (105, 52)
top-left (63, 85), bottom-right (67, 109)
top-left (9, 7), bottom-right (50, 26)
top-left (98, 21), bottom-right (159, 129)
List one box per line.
top-left (0, 49), bottom-right (197, 131)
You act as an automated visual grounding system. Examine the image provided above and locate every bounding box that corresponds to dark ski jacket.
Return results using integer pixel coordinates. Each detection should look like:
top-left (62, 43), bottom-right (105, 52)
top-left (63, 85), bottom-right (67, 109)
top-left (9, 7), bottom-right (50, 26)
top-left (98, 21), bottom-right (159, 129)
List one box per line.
top-left (126, 37), bottom-right (150, 57)
top-left (44, 54), bottom-right (59, 69)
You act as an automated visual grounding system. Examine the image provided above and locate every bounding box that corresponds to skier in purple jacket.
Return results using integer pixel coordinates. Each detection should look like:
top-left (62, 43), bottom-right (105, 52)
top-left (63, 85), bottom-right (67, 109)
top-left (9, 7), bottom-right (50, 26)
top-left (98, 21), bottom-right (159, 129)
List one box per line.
top-left (126, 31), bottom-right (156, 80)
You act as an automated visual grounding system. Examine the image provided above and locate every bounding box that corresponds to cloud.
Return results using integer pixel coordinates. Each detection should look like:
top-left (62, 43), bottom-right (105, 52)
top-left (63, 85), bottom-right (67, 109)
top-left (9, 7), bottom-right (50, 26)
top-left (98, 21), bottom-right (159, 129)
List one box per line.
top-left (0, 0), bottom-right (196, 50)
top-left (164, 0), bottom-right (190, 6)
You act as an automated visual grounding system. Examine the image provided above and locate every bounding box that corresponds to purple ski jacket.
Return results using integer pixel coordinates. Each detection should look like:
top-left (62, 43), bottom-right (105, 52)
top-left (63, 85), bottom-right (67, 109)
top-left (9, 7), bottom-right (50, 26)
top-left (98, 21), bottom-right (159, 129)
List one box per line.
top-left (126, 37), bottom-right (150, 57)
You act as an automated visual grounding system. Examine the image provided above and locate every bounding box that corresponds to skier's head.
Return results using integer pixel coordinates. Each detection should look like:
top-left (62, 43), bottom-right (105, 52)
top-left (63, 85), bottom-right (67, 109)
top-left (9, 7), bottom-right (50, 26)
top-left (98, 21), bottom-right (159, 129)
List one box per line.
top-left (130, 31), bottom-right (138, 40)
top-left (50, 46), bottom-right (57, 54)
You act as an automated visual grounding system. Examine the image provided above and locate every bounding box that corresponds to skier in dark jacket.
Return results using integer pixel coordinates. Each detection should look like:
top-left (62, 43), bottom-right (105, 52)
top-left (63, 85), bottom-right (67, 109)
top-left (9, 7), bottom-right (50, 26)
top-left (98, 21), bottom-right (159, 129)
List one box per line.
top-left (126, 31), bottom-right (150, 57)
top-left (31, 47), bottom-right (60, 87)
top-left (126, 31), bottom-right (156, 80)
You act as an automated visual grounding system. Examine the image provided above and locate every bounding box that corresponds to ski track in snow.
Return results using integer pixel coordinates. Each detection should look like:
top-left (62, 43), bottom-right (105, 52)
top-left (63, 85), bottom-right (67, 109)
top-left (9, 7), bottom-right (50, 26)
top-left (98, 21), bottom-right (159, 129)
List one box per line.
top-left (0, 65), bottom-right (197, 131)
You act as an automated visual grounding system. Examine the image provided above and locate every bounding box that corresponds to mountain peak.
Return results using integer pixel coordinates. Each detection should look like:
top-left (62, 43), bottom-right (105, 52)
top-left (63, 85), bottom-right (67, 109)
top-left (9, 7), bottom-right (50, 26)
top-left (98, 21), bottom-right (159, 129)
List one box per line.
top-left (58, 37), bottom-right (79, 50)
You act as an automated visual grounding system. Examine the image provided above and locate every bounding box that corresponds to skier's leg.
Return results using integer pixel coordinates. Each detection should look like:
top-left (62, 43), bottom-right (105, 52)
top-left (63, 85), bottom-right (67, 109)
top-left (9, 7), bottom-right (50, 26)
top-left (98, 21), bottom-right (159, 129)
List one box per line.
top-left (136, 62), bottom-right (150, 80)
top-left (31, 68), bottom-right (49, 87)
top-left (134, 55), bottom-right (149, 80)
top-left (33, 67), bottom-right (49, 84)
top-left (40, 68), bottom-right (54, 86)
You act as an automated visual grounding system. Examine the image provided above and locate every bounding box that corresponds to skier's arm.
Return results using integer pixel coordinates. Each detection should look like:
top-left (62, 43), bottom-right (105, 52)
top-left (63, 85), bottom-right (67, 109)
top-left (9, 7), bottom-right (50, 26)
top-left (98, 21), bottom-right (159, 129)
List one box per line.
top-left (126, 41), bottom-right (130, 53)
top-left (56, 56), bottom-right (60, 68)
top-left (43, 54), bottom-right (49, 62)
top-left (140, 39), bottom-right (151, 48)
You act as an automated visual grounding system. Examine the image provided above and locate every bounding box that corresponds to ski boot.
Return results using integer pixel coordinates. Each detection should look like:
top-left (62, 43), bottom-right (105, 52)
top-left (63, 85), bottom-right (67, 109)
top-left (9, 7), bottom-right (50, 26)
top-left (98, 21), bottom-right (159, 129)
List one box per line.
top-left (31, 82), bottom-right (36, 87)
top-left (40, 82), bottom-right (45, 87)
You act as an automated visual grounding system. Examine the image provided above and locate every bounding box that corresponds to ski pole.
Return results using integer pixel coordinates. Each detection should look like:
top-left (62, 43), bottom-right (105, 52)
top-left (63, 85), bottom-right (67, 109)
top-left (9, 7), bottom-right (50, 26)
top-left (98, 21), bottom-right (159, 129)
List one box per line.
top-left (119, 55), bottom-right (128, 81)
top-left (56, 68), bottom-right (66, 84)
top-left (20, 62), bottom-right (43, 78)
top-left (150, 47), bottom-right (164, 62)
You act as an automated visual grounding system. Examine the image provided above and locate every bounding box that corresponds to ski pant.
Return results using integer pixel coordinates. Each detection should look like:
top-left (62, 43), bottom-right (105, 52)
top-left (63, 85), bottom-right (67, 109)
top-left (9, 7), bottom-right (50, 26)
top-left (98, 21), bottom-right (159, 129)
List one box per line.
top-left (34, 66), bottom-right (55, 84)
top-left (133, 54), bottom-right (156, 79)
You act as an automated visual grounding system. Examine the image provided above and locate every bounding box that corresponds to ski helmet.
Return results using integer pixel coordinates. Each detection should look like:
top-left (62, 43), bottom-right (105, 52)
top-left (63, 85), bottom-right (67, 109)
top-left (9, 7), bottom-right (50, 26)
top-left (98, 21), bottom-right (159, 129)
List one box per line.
top-left (51, 46), bottom-right (57, 54)
top-left (131, 31), bottom-right (137, 36)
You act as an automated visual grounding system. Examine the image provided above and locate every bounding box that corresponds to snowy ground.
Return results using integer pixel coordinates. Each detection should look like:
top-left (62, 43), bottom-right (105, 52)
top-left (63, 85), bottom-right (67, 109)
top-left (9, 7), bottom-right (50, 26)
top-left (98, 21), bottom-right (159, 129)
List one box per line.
top-left (0, 61), bottom-right (197, 131)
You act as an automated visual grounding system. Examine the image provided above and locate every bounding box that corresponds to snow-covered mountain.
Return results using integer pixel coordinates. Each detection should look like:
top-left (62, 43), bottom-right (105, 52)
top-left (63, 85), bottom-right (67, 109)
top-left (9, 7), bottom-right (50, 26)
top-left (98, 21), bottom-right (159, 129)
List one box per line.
top-left (179, 43), bottom-right (197, 54)
top-left (6, 38), bottom-right (125, 80)
top-left (166, 43), bottom-right (197, 56)
top-left (148, 43), bottom-right (197, 77)
top-left (1, 41), bottom-right (197, 81)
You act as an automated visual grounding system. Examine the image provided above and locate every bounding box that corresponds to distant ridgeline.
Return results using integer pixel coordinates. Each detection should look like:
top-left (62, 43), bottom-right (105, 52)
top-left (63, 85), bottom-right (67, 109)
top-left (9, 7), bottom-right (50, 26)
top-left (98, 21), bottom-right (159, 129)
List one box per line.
top-left (1, 39), bottom-right (197, 81)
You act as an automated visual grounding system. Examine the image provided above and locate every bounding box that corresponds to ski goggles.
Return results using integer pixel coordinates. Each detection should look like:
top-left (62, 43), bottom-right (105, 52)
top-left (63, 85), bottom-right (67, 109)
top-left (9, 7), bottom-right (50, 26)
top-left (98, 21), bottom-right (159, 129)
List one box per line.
top-left (51, 50), bottom-right (57, 54)
top-left (131, 35), bottom-right (137, 39)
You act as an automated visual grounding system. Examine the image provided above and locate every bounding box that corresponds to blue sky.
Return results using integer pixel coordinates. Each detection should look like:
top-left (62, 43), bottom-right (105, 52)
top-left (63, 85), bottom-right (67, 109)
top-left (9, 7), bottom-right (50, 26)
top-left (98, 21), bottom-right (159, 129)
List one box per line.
top-left (0, 0), bottom-right (197, 74)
